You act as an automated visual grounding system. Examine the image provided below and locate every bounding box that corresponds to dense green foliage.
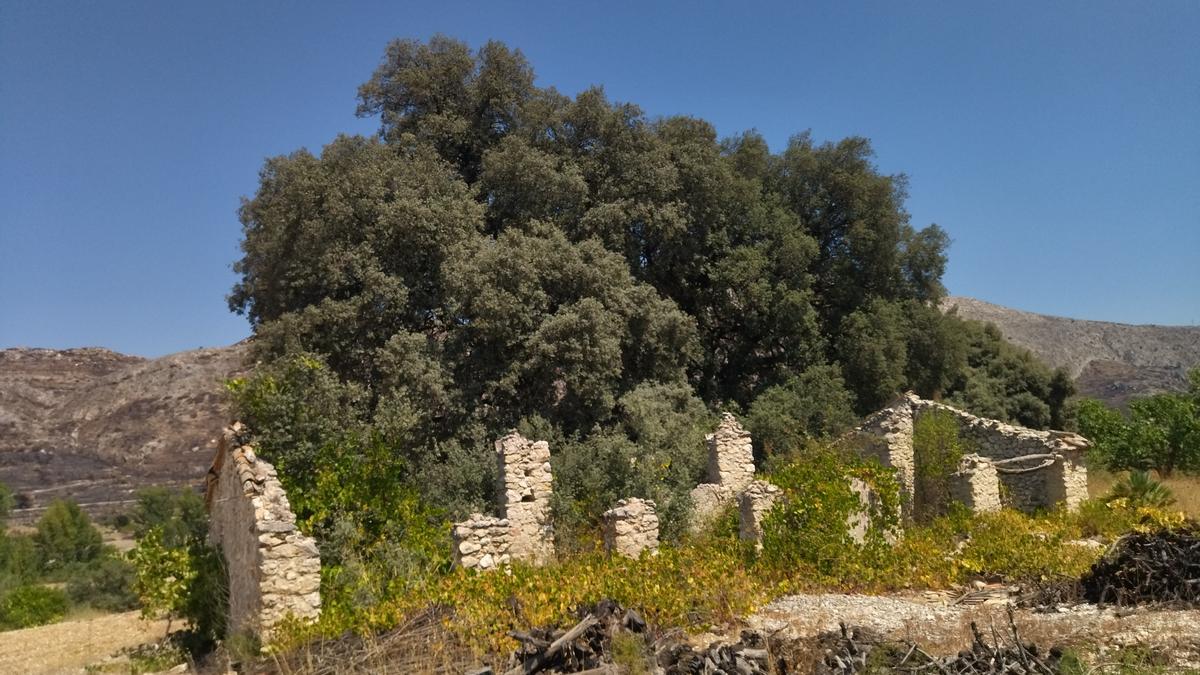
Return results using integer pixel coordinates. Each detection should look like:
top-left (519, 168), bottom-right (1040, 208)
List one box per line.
top-left (758, 448), bottom-right (901, 579)
top-left (1078, 369), bottom-right (1200, 477)
top-left (0, 584), bottom-right (68, 630)
top-left (33, 500), bottom-right (103, 571)
top-left (126, 488), bottom-right (228, 649)
top-left (912, 408), bottom-right (971, 520)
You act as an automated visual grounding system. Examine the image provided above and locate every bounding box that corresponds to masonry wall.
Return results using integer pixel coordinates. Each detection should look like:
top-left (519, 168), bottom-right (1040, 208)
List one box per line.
top-left (495, 431), bottom-right (554, 563)
top-left (950, 455), bottom-right (1002, 513)
top-left (207, 425), bottom-right (320, 639)
top-left (843, 393), bottom-right (1091, 515)
top-left (602, 498), bottom-right (659, 558)
top-left (738, 480), bottom-right (781, 548)
top-left (453, 515), bottom-right (512, 570)
top-left (690, 413), bottom-right (756, 532)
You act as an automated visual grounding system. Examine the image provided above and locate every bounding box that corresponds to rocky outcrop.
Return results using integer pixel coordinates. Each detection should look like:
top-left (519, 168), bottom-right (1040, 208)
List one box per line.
top-left (206, 425), bottom-right (320, 639)
top-left (942, 296), bottom-right (1200, 408)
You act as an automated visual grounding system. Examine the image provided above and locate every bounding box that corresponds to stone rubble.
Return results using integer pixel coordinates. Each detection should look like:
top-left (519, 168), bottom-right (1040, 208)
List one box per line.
top-left (206, 424), bottom-right (321, 640)
top-left (602, 498), bottom-right (659, 558)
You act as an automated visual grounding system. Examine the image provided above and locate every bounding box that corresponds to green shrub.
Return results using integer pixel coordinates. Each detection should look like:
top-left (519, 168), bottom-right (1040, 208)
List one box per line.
top-left (33, 500), bottom-right (103, 572)
top-left (66, 555), bottom-right (138, 611)
top-left (912, 408), bottom-right (969, 520)
top-left (758, 447), bottom-right (901, 584)
top-left (1105, 470), bottom-right (1176, 509)
top-left (0, 533), bottom-right (39, 585)
top-left (131, 487), bottom-right (208, 548)
top-left (0, 584), bottom-right (68, 630)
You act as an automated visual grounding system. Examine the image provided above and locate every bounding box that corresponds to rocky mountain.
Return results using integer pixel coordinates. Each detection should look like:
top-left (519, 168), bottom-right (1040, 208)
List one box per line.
top-left (942, 296), bottom-right (1200, 408)
top-left (0, 343), bottom-right (250, 513)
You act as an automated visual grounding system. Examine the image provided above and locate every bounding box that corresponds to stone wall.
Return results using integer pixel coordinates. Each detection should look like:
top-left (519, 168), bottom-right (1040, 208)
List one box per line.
top-left (452, 431), bottom-right (555, 570)
top-left (706, 413), bottom-right (756, 491)
top-left (452, 514), bottom-right (511, 571)
top-left (495, 431), bottom-right (554, 563)
top-left (602, 498), bottom-right (659, 558)
top-left (690, 414), bottom-right (756, 532)
top-left (738, 480), bottom-right (781, 549)
top-left (949, 455), bottom-right (1002, 513)
top-left (206, 425), bottom-right (320, 640)
top-left (841, 401), bottom-right (916, 507)
top-left (842, 393), bottom-right (1091, 515)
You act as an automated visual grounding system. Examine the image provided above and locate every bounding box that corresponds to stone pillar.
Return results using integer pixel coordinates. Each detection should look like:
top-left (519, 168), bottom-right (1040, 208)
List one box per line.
top-left (602, 498), bottom-right (659, 558)
top-left (851, 398), bottom-right (916, 511)
top-left (452, 514), bottom-right (512, 571)
top-left (1043, 450), bottom-right (1089, 511)
top-left (706, 413), bottom-right (756, 492)
top-left (950, 455), bottom-right (1002, 513)
top-left (495, 431), bottom-right (554, 563)
top-left (738, 480), bottom-right (781, 549)
top-left (206, 425), bottom-right (321, 640)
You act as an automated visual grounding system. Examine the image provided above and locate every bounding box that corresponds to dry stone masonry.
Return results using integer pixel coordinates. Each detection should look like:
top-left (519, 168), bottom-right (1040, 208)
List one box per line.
top-left (452, 515), bottom-right (511, 570)
top-left (453, 430), bottom-right (555, 570)
top-left (949, 455), bottom-right (1002, 513)
top-left (495, 431), bottom-right (554, 563)
top-left (206, 424), bottom-right (320, 640)
top-left (602, 498), bottom-right (659, 558)
top-left (690, 413), bottom-right (756, 532)
top-left (738, 480), bottom-right (781, 549)
top-left (844, 393), bottom-right (1091, 516)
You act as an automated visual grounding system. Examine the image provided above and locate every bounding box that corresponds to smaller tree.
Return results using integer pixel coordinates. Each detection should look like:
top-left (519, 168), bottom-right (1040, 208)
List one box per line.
top-left (129, 527), bottom-right (196, 635)
top-left (33, 500), bottom-right (103, 571)
top-left (1078, 390), bottom-right (1200, 478)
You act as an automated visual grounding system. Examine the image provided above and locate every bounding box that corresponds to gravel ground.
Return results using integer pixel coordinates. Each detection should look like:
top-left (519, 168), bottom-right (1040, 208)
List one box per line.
top-left (747, 593), bottom-right (1200, 667)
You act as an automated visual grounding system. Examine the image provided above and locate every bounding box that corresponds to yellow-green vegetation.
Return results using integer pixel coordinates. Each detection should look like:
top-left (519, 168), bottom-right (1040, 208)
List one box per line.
top-left (269, 450), bottom-right (1186, 660)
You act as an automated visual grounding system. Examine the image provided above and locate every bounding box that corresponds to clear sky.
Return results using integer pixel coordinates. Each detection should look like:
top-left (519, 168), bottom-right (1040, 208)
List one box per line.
top-left (2, 1), bottom-right (1197, 357)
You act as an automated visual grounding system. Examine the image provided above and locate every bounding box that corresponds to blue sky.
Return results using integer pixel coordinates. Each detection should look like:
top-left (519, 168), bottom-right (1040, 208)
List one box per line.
top-left (2, 1), bottom-right (1197, 356)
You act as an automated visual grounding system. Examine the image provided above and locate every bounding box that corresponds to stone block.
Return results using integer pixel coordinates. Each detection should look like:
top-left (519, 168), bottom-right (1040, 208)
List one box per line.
top-left (602, 498), bottom-right (659, 558)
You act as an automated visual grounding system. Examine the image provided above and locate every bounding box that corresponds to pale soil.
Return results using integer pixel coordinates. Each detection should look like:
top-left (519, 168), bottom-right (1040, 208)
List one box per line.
top-left (747, 593), bottom-right (1200, 667)
top-left (0, 610), bottom-right (169, 674)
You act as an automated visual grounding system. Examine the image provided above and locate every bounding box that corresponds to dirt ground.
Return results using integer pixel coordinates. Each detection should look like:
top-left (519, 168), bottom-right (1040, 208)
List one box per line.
top-left (0, 610), bottom-right (170, 674)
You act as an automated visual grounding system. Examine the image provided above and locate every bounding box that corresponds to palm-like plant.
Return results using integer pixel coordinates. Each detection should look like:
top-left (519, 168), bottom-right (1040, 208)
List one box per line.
top-left (1105, 470), bottom-right (1176, 508)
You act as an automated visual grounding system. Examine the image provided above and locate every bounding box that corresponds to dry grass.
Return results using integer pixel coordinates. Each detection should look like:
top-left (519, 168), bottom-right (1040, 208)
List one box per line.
top-left (1088, 469), bottom-right (1200, 517)
top-left (265, 607), bottom-right (481, 675)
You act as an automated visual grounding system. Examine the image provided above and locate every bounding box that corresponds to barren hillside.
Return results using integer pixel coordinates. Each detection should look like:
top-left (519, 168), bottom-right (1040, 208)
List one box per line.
top-left (942, 296), bottom-right (1200, 408)
top-left (0, 343), bottom-right (249, 513)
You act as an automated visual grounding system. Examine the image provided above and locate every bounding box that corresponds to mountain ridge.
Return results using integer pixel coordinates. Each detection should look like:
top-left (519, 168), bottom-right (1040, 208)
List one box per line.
top-left (941, 296), bottom-right (1200, 408)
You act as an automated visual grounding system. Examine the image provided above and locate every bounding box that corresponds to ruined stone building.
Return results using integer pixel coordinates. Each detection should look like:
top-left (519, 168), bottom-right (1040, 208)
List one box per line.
top-left (842, 393), bottom-right (1090, 517)
top-left (453, 430), bottom-right (555, 570)
top-left (205, 424), bottom-right (321, 639)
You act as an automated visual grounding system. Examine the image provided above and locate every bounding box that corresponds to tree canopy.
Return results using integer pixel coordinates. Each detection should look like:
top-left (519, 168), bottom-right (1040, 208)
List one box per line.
top-left (228, 36), bottom-right (1073, 544)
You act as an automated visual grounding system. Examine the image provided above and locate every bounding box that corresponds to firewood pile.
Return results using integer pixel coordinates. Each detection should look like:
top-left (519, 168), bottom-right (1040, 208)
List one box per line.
top-left (657, 630), bottom-right (770, 674)
top-left (1081, 526), bottom-right (1200, 606)
top-left (813, 610), bottom-right (1064, 674)
top-left (483, 600), bottom-right (770, 675)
